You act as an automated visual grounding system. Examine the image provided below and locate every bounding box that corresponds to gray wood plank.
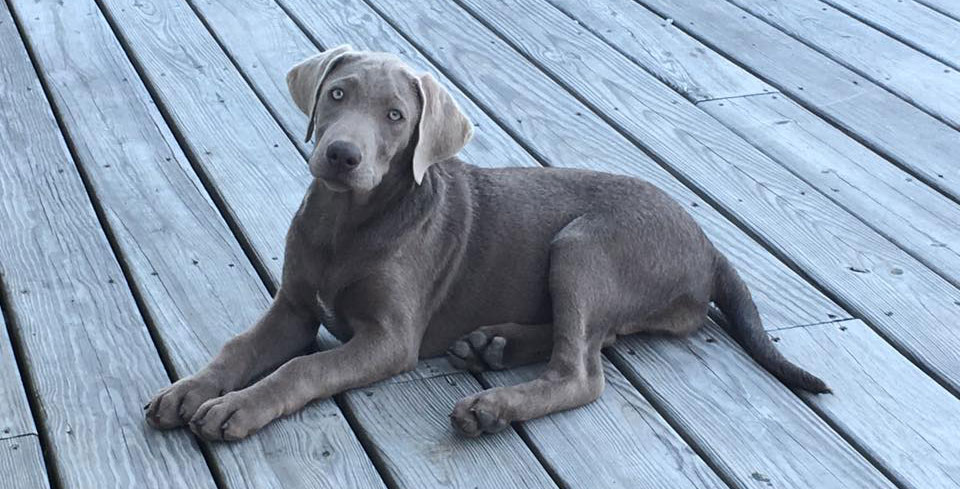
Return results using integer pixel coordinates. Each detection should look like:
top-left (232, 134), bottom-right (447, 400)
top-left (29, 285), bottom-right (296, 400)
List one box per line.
top-left (0, 3), bottom-right (216, 487)
top-left (0, 307), bottom-right (35, 440)
top-left (88, 0), bottom-right (556, 486)
top-left (918, 0), bottom-right (960, 21)
top-left (293, 0), bottom-right (846, 331)
top-left (552, 0), bottom-right (960, 288)
top-left (635, 0), bottom-right (960, 203)
top-left (700, 93), bottom-right (960, 287)
top-left (9, 1), bottom-right (386, 488)
top-left (822, 0), bottom-right (960, 70)
top-left (728, 0), bottom-right (960, 129)
top-left (0, 436), bottom-right (50, 489)
top-left (484, 362), bottom-right (727, 489)
top-left (186, 0), bottom-right (538, 169)
top-left (610, 322), bottom-right (895, 489)
top-left (546, 0), bottom-right (775, 102)
top-left (775, 319), bottom-right (960, 489)
top-left (424, 0), bottom-right (960, 394)
top-left (343, 372), bottom-right (558, 489)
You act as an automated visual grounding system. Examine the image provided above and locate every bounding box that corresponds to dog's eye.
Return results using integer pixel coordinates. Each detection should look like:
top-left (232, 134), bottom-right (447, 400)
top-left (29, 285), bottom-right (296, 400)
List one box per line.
top-left (388, 109), bottom-right (404, 121)
top-left (330, 88), bottom-right (344, 101)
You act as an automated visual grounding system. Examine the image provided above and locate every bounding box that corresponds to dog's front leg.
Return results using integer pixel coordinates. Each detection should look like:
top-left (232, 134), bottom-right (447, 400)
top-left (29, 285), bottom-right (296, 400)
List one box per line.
top-left (188, 319), bottom-right (419, 441)
top-left (145, 289), bottom-right (318, 429)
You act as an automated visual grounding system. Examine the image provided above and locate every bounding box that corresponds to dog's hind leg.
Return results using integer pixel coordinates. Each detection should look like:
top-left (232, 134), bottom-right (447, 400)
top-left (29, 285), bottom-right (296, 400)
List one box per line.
top-left (450, 224), bottom-right (610, 436)
top-left (446, 322), bottom-right (553, 372)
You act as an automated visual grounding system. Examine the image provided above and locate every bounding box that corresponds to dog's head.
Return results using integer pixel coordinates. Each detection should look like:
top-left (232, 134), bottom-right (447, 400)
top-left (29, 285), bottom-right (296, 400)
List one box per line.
top-left (286, 45), bottom-right (473, 193)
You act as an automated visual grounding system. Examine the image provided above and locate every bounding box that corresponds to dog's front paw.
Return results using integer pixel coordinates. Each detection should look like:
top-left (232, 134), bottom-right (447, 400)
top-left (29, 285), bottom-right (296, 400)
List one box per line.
top-left (450, 388), bottom-right (511, 437)
top-left (189, 391), bottom-right (277, 441)
top-left (447, 330), bottom-right (507, 373)
top-left (145, 374), bottom-right (226, 429)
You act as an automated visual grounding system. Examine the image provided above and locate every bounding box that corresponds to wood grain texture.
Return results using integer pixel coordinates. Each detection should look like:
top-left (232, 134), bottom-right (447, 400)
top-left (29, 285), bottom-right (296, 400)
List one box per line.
top-left (0, 3), bottom-right (216, 487)
top-left (610, 322), bottom-right (895, 489)
top-left (484, 362), bottom-right (727, 489)
top-left (635, 0), bottom-right (960, 203)
top-left (775, 320), bottom-right (960, 489)
top-left (700, 93), bottom-right (960, 288)
top-left (188, 0), bottom-right (538, 169)
top-left (822, 0), bottom-right (960, 69)
top-left (726, 0), bottom-right (960, 128)
top-left (432, 0), bottom-right (960, 394)
top-left (549, 0), bottom-right (960, 288)
top-left (918, 0), bottom-right (960, 21)
top-left (0, 436), bottom-right (50, 489)
top-left (0, 307), bottom-right (35, 440)
top-left (361, 0), bottom-right (847, 331)
top-left (547, 0), bottom-right (776, 102)
top-left (9, 1), bottom-right (385, 487)
top-left (344, 372), bottom-right (557, 489)
top-left (96, 0), bottom-right (309, 283)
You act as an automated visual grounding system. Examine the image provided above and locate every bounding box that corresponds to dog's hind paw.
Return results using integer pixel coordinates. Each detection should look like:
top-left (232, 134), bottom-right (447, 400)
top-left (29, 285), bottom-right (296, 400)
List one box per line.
top-left (446, 330), bottom-right (506, 373)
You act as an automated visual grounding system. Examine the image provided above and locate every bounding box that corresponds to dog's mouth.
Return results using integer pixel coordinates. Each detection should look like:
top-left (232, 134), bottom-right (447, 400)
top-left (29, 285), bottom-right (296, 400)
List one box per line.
top-left (318, 176), bottom-right (351, 192)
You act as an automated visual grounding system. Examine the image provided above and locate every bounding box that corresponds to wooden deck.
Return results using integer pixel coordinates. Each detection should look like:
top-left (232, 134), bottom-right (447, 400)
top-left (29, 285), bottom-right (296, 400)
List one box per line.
top-left (1, 0), bottom-right (959, 487)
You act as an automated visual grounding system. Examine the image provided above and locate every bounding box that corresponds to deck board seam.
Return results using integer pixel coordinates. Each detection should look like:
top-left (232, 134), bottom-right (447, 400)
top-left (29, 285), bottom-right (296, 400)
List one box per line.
top-left (767, 317), bottom-right (859, 333)
top-left (0, 432), bottom-right (40, 443)
top-left (631, 0), bottom-right (960, 207)
top-left (692, 91), bottom-right (782, 105)
top-left (821, 0), bottom-right (960, 72)
top-left (725, 0), bottom-right (960, 131)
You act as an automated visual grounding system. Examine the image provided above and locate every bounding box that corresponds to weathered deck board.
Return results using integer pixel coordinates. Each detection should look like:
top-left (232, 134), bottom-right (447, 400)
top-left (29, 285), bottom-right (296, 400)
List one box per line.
top-left (775, 319), bottom-right (960, 489)
top-left (0, 3), bottom-right (216, 487)
top-left (551, 0), bottom-right (960, 285)
top-left (0, 313), bottom-right (48, 488)
top-left (485, 362), bottom-right (727, 489)
top-left (634, 0), bottom-right (960, 203)
top-left (822, 0), bottom-right (960, 70)
top-left (186, 0), bottom-right (538, 169)
top-left (611, 323), bottom-right (896, 489)
top-left (9, 1), bottom-right (386, 487)
top-left (546, 0), bottom-right (776, 102)
top-left (344, 372), bottom-right (559, 489)
top-left (94, 0), bottom-right (309, 283)
top-left (553, 0), bottom-right (960, 290)
top-left (451, 0), bottom-right (960, 395)
top-left (729, 0), bottom-right (960, 128)
top-left (0, 436), bottom-right (50, 489)
top-left (700, 94), bottom-right (960, 287)
top-left (918, 0), bottom-right (960, 21)
top-left (362, 0), bottom-right (845, 330)
top-left (89, 0), bottom-right (557, 485)
top-left (0, 308), bottom-right (34, 441)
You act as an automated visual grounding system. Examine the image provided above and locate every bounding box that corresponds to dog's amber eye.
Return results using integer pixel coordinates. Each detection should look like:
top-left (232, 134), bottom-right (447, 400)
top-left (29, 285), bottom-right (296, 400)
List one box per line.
top-left (388, 109), bottom-right (404, 121)
top-left (330, 88), bottom-right (344, 101)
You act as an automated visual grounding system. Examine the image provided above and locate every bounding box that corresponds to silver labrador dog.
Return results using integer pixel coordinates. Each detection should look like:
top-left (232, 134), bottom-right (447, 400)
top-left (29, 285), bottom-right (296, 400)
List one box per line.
top-left (145, 45), bottom-right (828, 441)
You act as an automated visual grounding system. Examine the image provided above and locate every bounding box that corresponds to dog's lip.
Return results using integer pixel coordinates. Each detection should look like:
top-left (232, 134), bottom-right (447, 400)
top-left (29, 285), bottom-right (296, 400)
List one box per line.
top-left (317, 176), bottom-right (350, 192)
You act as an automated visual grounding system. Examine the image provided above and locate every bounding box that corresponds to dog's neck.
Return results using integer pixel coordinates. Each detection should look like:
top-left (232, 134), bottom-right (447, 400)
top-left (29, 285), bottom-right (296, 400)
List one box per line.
top-left (297, 161), bottom-right (442, 251)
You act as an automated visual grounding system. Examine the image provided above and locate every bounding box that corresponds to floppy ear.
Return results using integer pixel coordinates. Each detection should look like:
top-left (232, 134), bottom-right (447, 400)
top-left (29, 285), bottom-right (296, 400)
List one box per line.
top-left (412, 73), bottom-right (473, 184)
top-left (286, 44), bottom-right (352, 142)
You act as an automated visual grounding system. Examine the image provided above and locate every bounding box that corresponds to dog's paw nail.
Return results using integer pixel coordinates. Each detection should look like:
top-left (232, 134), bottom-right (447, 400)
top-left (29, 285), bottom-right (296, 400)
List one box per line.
top-left (143, 403), bottom-right (151, 411)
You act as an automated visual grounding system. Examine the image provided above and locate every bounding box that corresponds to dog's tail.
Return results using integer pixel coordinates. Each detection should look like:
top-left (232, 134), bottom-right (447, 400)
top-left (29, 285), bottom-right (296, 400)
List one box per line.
top-left (712, 253), bottom-right (830, 393)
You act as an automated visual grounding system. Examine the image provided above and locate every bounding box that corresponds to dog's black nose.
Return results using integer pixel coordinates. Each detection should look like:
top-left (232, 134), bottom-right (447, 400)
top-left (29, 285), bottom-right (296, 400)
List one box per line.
top-left (326, 141), bottom-right (362, 171)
